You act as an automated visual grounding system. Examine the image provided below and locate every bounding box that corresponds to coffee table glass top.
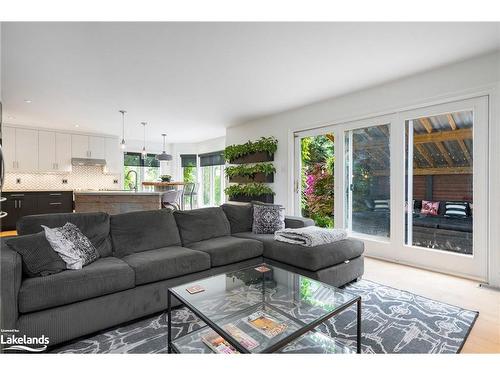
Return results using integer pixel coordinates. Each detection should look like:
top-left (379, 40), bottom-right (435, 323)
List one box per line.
top-left (170, 263), bottom-right (359, 353)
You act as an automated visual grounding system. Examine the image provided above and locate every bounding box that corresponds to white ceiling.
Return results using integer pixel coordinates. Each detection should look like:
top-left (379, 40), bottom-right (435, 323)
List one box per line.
top-left (2, 22), bottom-right (499, 143)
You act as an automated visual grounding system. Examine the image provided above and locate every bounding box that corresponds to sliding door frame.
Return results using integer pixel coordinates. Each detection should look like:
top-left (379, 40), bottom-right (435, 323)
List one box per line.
top-left (292, 96), bottom-right (489, 282)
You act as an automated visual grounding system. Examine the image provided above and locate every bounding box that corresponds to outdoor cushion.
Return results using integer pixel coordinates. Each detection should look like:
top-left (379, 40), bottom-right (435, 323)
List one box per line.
top-left (17, 212), bottom-right (113, 258)
top-left (174, 207), bottom-right (231, 245)
top-left (122, 246), bottom-right (210, 286)
top-left (437, 217), bottom-right (472, 233)
top-left (18, 257), bottom-right (135, 313)
top-left (233, 232), bottom-right (364, 272)
top-left (221, 203), bottom-right (253, 233)
top-left (110, 210), bottom-right (181, 257)
top-left (187, 236), bottom-right (263, 267)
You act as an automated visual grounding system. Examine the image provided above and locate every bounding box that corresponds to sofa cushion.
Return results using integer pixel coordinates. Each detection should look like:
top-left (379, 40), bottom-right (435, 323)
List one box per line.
top-left (18, 257), bottom-right (135, 313)
top-left (233, 232), bottom-right (364, 272)
top-left (6, 232), bottom-right (66, 278)
top-left (110, 210), bottom-right (181, 257)
top-left (252, 203), bottom-right (285, 234)
top-left (187, 236), bottom-right (263, 267)
top-left (122, 246), bottom-right (210, 286)
top-left (221, 203), bottom-right (253, 233)
top-left (174, 207), bottom-right (231, 245)
top-left (17, 212), bottom-right (113, 258)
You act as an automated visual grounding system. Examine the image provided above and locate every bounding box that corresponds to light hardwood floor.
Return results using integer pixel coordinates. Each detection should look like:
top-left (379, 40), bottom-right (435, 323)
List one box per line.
top-left (364, 256), bottom-right (500, 353)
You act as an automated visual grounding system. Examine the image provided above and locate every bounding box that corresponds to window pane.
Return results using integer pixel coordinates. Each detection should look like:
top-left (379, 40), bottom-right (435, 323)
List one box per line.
top-left (345, 124), bottom-right (390, 238)
top-left (300, 134), bottom-right (335, 228)
top-left (202, 166), bottom-right (211, 206)
top-left (405, 110), bottom-right (473, 255)
top-left (214, 165), bottom-right (222, 206)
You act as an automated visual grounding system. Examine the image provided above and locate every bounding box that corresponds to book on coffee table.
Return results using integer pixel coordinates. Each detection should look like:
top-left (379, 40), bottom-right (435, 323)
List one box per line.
top-left (245, 310), bottom-right (288, 339)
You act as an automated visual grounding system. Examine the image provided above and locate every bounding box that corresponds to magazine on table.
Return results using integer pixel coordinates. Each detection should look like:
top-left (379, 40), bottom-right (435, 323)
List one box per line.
top-left (201, 324), bottom-right (259, 353)
top-left (244, 310), bottom-right (288, 339)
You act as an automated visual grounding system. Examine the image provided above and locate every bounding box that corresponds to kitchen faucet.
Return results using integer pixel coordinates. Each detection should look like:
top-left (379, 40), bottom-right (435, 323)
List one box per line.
top-left (125, 170), bottom-right (138, 192)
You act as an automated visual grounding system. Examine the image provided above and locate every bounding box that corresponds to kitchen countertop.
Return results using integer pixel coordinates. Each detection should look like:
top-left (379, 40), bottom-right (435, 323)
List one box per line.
top-left (74, 190), bottom-right (164, 196)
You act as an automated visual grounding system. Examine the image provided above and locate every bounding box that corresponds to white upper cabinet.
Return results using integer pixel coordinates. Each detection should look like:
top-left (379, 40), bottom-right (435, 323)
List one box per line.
top-left (38, 130), bottom-right (57, 171)
top-left (2, 126), bottom-right (16, 171)
top-left (56, 133), bottom-right (72, 172)
top-left (88, 136), bottom-right (105, 159)
top-left (71, 134), bottom-right (89, 158)
top-left (104, 137), bottom-right (123, 174)
top-left (4, 127), bottom-right (39, 172)
top-left (4, 125), bottom-right (119, 174)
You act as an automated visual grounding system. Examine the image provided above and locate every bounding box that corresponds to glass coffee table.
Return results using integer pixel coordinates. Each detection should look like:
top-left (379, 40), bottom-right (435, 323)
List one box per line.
top-left (168, 263), bottom-right (361, 354)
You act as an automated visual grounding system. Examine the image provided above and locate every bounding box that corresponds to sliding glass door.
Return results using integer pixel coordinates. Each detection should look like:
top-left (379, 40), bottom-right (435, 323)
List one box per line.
top-left (345, 124), bottom-right (391, 239)
top-left (293, 96), bottom-right (488, 280)
top-left (294, 130), bottom-right (335, 227)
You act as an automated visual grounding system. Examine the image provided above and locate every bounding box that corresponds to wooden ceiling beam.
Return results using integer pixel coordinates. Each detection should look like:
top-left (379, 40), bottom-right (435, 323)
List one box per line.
top-left (415, 144), bottom-right (434, 167)
top-left (419, 118), bottom-right (433, 133)
top-left (434, 142), bottom-right (454, 167)
top-left (413, 128), bottom-right (472, 144)
top-left (458, 140), bottom-right (472, 164)
top-left (372, 166), bottom-right (472, 176)
top-left (447, 114), bottom-right (457, 130)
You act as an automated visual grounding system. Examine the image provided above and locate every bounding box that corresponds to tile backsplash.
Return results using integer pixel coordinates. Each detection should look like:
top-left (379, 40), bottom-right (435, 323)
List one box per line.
top-left (3, 165), bottom-right (122, 191)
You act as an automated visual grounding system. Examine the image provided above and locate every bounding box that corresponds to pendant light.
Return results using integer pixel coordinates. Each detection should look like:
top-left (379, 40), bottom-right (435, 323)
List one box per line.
top-left (156, 133), bottom-right (173, 161)
top-left (141, 122), bottom-right (147, 158)
top-left (119, 110), bottom-right (127, 150)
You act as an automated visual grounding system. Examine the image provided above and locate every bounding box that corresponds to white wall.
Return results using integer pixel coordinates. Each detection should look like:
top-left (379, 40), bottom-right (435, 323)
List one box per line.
top-left (226, 51), bottom-right (500, 287)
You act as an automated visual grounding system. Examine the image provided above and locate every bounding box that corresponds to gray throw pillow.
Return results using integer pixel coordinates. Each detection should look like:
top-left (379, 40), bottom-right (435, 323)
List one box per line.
top-left (252, 203), bottom-right (285, 234)
top-left (6, 232), bottom-right (66, 278)
top-left (221, 203), bottom-right (254, 233)
top-left (42, 223), bottom-right (100, 269)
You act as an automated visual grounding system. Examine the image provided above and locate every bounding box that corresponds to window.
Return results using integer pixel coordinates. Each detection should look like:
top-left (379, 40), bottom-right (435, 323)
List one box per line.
top-left (123, 152), bottom-right (160, 190)
top-left (405, 110), bottom-right (473, 255)
top-left (180, 154), bottom-right (197, 183)
top-left (199, 151), bottom-right (225, 207)
top-left (345, 124), bottom-right (390, 239)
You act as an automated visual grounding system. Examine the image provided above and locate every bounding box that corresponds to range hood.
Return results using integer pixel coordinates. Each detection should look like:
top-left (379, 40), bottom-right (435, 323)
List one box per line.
top-left (71, 158), bottom-right (107, 167)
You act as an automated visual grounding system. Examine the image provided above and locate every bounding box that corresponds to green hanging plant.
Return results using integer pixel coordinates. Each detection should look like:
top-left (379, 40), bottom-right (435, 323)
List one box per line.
top-left (225, 183), bottom-right (275, 197)
top-left (225, 163), bottom-right (276, 178)
top-left (224, 137), bottom-right (278, 162)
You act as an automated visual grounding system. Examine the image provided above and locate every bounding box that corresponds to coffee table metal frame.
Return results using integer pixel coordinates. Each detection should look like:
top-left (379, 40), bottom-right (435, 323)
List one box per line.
top-left (167, 270), bottom-right (362, 354)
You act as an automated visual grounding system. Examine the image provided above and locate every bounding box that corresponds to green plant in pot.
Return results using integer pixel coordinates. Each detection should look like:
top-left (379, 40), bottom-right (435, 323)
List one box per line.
top-left (159, 174), bottom-right (172, 182)
top-left (225, 163), bottom-right (276, 178)
top-left (224, 183), bottom-right (274, 198)
top-left (224, 136), bottom-right (278, 162)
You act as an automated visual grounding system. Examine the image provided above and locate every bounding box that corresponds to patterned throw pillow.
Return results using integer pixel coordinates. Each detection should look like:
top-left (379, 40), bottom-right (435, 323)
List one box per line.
top-left (42, 223), bottom-right (100, 269)
top-left (252, 203), bottom-right (285, 234)
top-left (421, 200), bottom-right (439, 216)
top-left (373, 199), bottom-right (390, 212)
top-left (444, 201), bottom-right (469, 218)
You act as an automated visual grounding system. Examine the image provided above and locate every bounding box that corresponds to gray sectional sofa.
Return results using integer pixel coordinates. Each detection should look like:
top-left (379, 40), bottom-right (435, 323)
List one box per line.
top-left (0, 204), bottom-right (364, 349)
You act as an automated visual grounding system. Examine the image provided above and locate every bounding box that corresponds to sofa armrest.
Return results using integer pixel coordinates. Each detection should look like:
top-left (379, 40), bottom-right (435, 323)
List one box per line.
top-left (1, 239), bottom-right (22, 331)
top-left (284, 215), bottom-right (315, 229)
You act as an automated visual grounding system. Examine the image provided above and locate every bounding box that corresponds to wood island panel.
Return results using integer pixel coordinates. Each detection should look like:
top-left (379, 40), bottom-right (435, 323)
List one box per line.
top-left (75, 193), bottom-right (162, 215)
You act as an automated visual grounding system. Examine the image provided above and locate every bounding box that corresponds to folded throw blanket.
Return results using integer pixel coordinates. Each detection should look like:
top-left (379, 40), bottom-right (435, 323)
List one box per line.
top-left (274, 226), bottom-right (348, 247)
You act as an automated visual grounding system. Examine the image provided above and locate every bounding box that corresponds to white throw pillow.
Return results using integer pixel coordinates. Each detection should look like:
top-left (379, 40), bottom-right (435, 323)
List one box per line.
top-left (42, 223), bottom-right (99, 270)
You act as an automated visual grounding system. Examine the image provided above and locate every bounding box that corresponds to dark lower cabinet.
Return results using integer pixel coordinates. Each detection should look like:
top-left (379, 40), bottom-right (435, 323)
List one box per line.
top-left (0, 191), bottom-right (73, 231)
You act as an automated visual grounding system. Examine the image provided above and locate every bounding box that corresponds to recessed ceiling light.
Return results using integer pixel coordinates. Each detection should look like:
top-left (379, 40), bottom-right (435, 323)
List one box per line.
top-left (24, 99), bottom-right (32, 104)
top-left (75, 124), bottom-right (80, 128)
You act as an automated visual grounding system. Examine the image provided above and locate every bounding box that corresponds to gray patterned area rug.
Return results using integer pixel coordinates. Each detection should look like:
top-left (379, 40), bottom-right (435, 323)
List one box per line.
top-left (51, 279), bottom-right (478, 354)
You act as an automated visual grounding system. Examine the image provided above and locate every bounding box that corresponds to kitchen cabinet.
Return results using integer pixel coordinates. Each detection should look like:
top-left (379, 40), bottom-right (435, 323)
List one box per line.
top-left (104, 137), bottom-right (123, 174)
top-left (2, 126), bottom-right (16, 172)
top-left (71, 134), bottom-right (105, 159)
top-left (56, 133), bottom-right (72, 172)
top-left (39, 130), bottom-right (57, 171)
top-left (89, 136), bottom-right (105, 159)
top-left (2, 126), bottom-right (39, 172)
top-left (38, 131), bottom-right (73, 172)
top-left (0, 191), bottom-right (73, 231)
top-left (71, 134), bottom-right (89, 158)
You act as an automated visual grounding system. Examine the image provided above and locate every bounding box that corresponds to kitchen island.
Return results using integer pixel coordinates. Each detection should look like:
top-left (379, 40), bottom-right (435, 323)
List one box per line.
top-left (74, 191), bottom-right (164, 215)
